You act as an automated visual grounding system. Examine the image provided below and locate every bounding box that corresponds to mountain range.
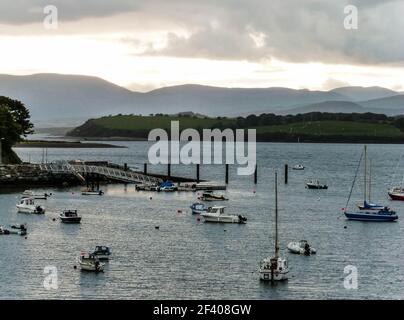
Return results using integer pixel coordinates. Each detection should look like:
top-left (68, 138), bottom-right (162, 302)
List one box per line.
top-left (0, 73), bottom-right (403, 127)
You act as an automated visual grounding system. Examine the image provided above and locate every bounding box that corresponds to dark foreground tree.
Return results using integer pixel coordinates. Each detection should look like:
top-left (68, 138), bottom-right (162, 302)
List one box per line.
top-left (0, 96), bottom-right (34, 164)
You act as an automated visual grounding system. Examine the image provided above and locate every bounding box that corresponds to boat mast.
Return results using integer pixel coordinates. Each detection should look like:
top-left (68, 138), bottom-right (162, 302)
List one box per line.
top-left (275, 171), bottom-right (279, 258)
top-left (364, 145), bottom-right (367, 203)
top-left (368, 159), bottom-right (372, 202)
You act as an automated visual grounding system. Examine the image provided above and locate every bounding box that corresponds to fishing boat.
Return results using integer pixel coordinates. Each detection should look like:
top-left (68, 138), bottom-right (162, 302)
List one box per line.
top-left (21, 190), bottom-right (50, 200)
top-left (78, 252), bottom-right (105, 272)
top-left (287, 240), bottom-right (316, 255)
top-left (388, 186), bottom-right (404, 201)
top-left (293, 164), bottom-right (305, 170)
top-left (16, 198), bottom-right (45, 214)
top-left (200, 191), bottom-right (228, 201)
top-left (92, 246), bottom-right (111, 260)
top-left (259, 172), bottom-right (289, 281)
top-left (82, 188), bottom-right (104, 196)
top-left (306, 180), bottom-right (328, 189)
top-left (190, 203), bottom-right (208, 214)
top-left (201, 206), bottom-right (247, 223)
top-left (1, 224), bottom-right (27, 236)
top-left (59, 210), bottom-right (82, 223)
top-left (344, 146), bottom-right (398, 222)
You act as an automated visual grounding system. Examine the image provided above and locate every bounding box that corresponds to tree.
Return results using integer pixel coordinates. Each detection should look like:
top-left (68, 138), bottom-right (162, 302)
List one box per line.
top-left (0, 96), bottom-right (34, 163)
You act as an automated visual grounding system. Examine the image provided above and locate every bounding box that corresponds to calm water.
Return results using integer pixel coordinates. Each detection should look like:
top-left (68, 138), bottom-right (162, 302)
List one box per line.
top-left (1, 142), bottom-right (404, 299)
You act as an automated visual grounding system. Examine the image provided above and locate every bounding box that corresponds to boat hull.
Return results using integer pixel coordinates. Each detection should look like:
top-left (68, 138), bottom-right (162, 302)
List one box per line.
top-left (201, 214), bottom-right (245, 223)
top-left (388, 192), bottom-right (404, 201)
top-left (16, 205), bottom-right (45, 214)
top-left (259, 270), bottom-right (289, 281)
top-left (79, 262), bottom-right (104, 272)
top-left (344, 211), bottom-right (398, 222)
top-left (60, 217), bottom-right (82, 223)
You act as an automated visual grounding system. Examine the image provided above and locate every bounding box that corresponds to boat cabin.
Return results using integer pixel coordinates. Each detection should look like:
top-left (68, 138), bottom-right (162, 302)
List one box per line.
top-left (209, 206), bottom-right (226, 214)
top-left (20, 198), bottom-right (35, 206)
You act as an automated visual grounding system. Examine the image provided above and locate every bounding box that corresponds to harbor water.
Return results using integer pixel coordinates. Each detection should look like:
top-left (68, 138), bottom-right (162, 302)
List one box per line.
top-left (1, 142), bottom-right (403, 299)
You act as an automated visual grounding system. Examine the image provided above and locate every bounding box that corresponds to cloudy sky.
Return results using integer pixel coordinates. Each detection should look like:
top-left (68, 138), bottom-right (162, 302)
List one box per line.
top-left (0, 0), bottom-right (403, 91)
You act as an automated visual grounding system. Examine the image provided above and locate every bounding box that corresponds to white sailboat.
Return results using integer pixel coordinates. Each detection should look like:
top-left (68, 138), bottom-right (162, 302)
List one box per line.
top-left (259, 171), bottom-right (289, 281)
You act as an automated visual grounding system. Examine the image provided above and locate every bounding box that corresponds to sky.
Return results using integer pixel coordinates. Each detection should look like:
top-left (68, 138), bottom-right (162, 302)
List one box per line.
top-left (0, 0), bottom-right (403, 92)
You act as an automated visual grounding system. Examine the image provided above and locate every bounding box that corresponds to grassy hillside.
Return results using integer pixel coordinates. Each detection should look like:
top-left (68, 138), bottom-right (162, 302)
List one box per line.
top-left (68, 113), bottom-right (404, 143)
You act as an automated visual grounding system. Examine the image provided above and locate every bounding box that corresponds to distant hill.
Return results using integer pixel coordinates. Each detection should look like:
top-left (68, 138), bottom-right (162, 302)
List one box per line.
top-left (279, 101), bottom-right (365, 115)
top-left (330, 86), bottom-right (397, 101)
top-left (1, 73), bottom-right (403, 126)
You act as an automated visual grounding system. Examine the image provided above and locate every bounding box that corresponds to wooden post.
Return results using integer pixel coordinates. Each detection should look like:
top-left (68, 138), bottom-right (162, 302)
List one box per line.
top-left (196, 164), bottom-right (200, 183)
top-left (284, 164), bottom-right (288, 184)
top-left (254, 164), bottom-right (257, 184)
top-left (225, 164), bottom-right (229, 184)
top-left (144, 163), bottom-right (147, 174)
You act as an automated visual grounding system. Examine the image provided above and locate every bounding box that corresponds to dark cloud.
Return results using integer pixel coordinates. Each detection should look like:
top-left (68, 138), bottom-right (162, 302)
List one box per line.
top-left (1, 0), bottom-right (403, 65)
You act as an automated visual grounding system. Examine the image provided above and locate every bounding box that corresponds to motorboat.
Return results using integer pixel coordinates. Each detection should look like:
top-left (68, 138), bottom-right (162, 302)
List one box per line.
top-left (78, 252), bottom-right (105, 272)
top-left (159, 181), bottom-right (177, 192)
top-left (292, 164), bottom-right (305, 170)
top-left (388, 187), bottom-right (404, 201)
top-left (82, 188), bottom-right (104, 196)
top-left (200, 206), bottom-right (247, 224)
top-left (287, 240), bottom-right (316, 255)
top-left (344, 146), bottom-right (398, 222)
top-left (92, 246), bottom-right (111, 260)
top-left (306, 180), bottom-right (328, 189)
top-left (60, 210), bottom-right (82, 223)
top-left (1, 224), bottom-right (27, 236)
top-left (22, 190), bottom-right (50, 200)
top-left (16, 198), bottom-right (45, 214)
top-left (259, 172), bottom-right (289, 281)
top-left (190, 203), bottom-right (208, 214)
top-left (200, 191), bottom-right (228, 201)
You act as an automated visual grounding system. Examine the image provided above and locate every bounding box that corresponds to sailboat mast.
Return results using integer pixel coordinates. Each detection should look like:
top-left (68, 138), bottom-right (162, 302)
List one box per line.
top-left (369, 159), bottom-right (372, 202)
top-left (364, 145), bottom-right (367, 203)
top-left (275, 171), bottom-right (279, 258)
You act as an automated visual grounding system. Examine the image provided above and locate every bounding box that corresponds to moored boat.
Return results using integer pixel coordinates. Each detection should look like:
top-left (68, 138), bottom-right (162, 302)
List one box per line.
top-left (16, 198), bottom-right (45, 214)
top-left (200, 191), bottom-right (228, 201)
top-left (22, 190), bottom-right (50, 200)
top-left (92, 246), bottom-right (111, 260)
top-left (388, 187), bottom-right (404, 201)
top-left (190, 202), bottom-right (208, 214)
top-left (287, 240), bottom-right (316, 255)
top-left (60, 210), bottom-right (82, 223)
top-left (259, 171), bottom-right (289, 281)
top-left (1, 224), bottom-right (27, 236)
top-left (306, 180), bottom-right (328, 189)
top-left (82, 188), bottom-right (104, 196)
top-left (78, 252), bottom-right (105, 272)
top-left (201, 206), bottom-right (247, 223)
top-left (293, 164), bottom-right (304, 170)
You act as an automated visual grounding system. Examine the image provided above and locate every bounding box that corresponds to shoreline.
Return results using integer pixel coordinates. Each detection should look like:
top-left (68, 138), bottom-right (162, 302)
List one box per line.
top-left (14, 140), bottom-right (127, 148)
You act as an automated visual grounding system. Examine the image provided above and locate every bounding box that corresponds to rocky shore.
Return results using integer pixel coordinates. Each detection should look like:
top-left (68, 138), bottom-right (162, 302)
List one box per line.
top-left (0, 164), bottom-right (81, 188)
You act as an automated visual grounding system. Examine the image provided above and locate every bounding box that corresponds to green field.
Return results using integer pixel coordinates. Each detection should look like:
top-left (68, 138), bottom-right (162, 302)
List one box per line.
top-left (255, 121), bottom-right (403, 137)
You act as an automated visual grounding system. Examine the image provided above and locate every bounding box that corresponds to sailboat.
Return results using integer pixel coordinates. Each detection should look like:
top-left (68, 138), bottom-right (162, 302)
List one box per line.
top-left (259, 171), bottom-right (289, 281)
top-left (344, 146), bottom-right (398, 222)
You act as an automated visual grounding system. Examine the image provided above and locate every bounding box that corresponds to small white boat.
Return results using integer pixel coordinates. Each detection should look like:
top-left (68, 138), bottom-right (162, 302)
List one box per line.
top-left (201, 206), bottom-right (247, 223)
top-left (21, 190), bottom-right (50, 200)
top-left (259, 171), bottom-right (289, 281)
top-left (78, 252), bottom-right (104, 272)
top-left (16, 198), bottom-right (45, 214)
top-left (200, 191), bottom-right (228, 201)
top-left (60, 210), bottom-right (82, 223)
top-left (82, 188), bottom-right (104, 196)
top-left (293, 164), bottom-right (305, 170)
top-left (287, 240), bottom-right (317, 255)
top-left (92, 246), bottom-right (111, 260)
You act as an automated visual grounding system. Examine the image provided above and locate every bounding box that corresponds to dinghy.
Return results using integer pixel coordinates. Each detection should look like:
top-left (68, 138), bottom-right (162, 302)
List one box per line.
top-left (78, 252), bottom-right (104, 272)
top-left (293, 164), bottom-right (304, 170)
top-left (287, 240), bottom-right (316, 255)
top-left (16, 198), bottom-right (45, 214)
top-left (259, 171), bottom-right (289, 281)
top-left (82, 188), bottom-right (104, 196)
top-left (190, 203), bottom-right (208, 214)
top-left (200, 191), bottom-right (228, 201)
top-left (201, 206), bottom-right (247, 224)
